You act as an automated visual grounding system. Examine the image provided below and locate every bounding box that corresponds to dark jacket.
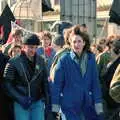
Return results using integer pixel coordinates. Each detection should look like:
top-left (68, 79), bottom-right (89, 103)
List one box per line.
top-left (3, 52), bottom-right (50, 105)
top-left (102, 56), bottom-right (120, 109)
top-left (0, 51), bottom-right (12, 120)
top-left (0, 51), bottom-right (9, 80)
top-left (109, 64), bottom-right (120, 103)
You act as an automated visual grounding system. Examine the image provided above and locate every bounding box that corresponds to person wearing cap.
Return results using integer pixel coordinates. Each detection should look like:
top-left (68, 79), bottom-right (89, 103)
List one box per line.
top-left (51, 34), bottom-right (65, 53)
top-left (3, 34), bottom-right (50, 120)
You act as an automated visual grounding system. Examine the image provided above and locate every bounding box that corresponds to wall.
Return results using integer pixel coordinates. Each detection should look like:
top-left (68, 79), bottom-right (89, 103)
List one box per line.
top-left (60, 0), bottom-right (97, 39)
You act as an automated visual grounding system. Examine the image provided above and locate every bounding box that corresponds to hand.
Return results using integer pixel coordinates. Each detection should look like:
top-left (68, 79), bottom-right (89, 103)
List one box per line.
top-left (46, 112), bottom-right (60, 120)
top-left (19, 96), bottom-right (32, 109)
top-left (95, 103), bottom-right (104, 115)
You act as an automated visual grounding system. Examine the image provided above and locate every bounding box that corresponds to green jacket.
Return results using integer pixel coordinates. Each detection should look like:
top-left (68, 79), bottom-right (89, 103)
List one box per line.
top-left (50, 47), bottom-right (70, 80)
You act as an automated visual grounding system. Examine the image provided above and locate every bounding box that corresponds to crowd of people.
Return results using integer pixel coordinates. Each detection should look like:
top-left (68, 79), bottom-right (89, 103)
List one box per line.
top-left (0, 23), bottom-right (120, 120)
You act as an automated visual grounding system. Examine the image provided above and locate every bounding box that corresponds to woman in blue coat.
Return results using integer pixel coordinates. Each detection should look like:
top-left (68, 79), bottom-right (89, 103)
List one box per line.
top-left (50, 25), bottom-right (104, 120)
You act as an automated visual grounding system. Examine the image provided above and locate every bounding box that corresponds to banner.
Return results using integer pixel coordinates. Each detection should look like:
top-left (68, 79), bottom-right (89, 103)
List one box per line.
top-left (0, 4), bottom-right (15, 44)
top-left (11, 21), bottom-right (36, 38)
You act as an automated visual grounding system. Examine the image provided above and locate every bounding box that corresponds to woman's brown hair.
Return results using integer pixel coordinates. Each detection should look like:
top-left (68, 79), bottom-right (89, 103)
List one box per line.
top-left (70, 25), bottom-right (91, 52)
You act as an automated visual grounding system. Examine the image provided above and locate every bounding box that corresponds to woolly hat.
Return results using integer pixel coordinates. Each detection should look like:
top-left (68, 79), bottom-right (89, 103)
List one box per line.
top-left (52, 34), bottom-right (65, 47)
top-left (22, 34), bottom-right (40, 45)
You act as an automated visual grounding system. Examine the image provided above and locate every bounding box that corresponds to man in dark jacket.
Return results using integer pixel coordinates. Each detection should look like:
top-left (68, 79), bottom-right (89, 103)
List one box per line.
top-left (3, 34), bottom-right (50, 120)
top-left (102, 39), bottom-right (120, 119)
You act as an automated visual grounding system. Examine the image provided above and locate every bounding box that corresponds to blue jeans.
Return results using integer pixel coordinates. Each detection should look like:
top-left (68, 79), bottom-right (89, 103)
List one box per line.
top-left (14, 100), bottom-right (45, 120)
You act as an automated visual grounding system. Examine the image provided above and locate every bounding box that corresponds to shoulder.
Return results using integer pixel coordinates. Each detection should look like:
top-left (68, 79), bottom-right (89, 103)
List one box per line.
top-left (37, 46), bottom-right (43, 50)
top-left (9, 54), bottom-right (21, 63)
top-left (36, 47), bottom-right (44, 54)
top-left (0, 52), bottom-right (9, 61)
top-left (36, 54), bottom-right (45, 61)
top-left (56, 47), bottom-right (70, 59)
top-left (7, 55), bottom-right (22, 68)
top-left (87, 52), bottom-right (96, 60)
top-left (58, 52), bottom-right (71, 64)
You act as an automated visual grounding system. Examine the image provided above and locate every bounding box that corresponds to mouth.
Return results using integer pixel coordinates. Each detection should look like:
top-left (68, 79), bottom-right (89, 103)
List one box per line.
top-left (75, 48), bottom-right (80, 50)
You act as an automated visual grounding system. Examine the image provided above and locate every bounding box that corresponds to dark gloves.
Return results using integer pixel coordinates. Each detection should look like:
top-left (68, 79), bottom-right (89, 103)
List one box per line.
top-left (18, 97), bottom-right (33, 110)
top-left (46, 112), bottom-right (60, 120)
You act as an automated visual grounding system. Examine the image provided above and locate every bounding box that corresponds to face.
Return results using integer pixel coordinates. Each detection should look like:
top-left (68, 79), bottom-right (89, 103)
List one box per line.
top-left (41, 36), bottom-right (51, 48)
top-left (70, 35), bottom-right (85, 55)
top-left (13, 35), bottom-right (22, 44)
top-left (11, 47), bottom-right (21, 57)
top-left (23, 45), bottom-right (37, 57)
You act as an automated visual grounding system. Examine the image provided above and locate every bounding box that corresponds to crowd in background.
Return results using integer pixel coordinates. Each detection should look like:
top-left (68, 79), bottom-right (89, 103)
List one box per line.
top-left (0, 22), bottom-right (120, 120)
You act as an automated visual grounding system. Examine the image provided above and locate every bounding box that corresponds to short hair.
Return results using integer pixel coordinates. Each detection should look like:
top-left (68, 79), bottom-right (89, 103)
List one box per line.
top-left (8, 44), bottom-right (21, 57)
top-left (41, 31), bottom-right (52, 40)
top-left (81, 24), bottom-right (87, 28)
top-left (13, 29), bottom-right (23, 37)
top-left (96, 44), bottom-right (104, 53)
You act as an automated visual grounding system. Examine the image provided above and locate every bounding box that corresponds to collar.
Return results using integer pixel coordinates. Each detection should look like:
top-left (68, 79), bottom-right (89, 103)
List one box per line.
top-left (70, 50), bottom-right (77, 60)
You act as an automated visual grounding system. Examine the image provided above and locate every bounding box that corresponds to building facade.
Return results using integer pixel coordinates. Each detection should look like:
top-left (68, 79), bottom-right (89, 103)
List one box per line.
top-left (1, 0), bottom-right (118, 38)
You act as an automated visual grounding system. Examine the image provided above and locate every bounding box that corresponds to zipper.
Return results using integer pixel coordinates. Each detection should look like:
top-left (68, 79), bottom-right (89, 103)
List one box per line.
top-left (30, 69), bottom-right (42, 84)
top-left (20, 62), bottom-right (31, 97)
top-left (20, 62), bottom-right (42, 97)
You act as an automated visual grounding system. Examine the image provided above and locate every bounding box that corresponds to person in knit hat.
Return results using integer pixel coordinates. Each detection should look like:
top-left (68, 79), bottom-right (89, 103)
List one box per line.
top-left (3, 34), bottom-right (50, 120)
top-left (51, 34), bottom-right (65, 52)
top-left (22, 34), bottom-right (40, 45)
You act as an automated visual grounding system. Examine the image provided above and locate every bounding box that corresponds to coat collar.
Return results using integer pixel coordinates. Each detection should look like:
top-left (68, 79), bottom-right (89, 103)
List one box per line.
top-left (70, 50), bottom-right (76, 60)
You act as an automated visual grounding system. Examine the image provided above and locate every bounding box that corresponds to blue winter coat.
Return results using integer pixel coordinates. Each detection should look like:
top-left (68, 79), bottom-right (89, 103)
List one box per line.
top-left (36, 47), bottom-right (56, 74)
top-left (51, 51), bottom-right (103, 119)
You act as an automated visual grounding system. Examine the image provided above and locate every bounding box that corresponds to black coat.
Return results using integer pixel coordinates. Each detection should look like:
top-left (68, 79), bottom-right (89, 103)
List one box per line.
top-left (0, 51), bottom-right (12, 120)
top-left (103, 56), bottom-right (120, 109)
top-left (0, 51), bottom-right (9, 80)
top-left (3, 52), bottom-right (50, 106)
